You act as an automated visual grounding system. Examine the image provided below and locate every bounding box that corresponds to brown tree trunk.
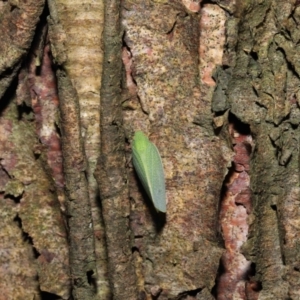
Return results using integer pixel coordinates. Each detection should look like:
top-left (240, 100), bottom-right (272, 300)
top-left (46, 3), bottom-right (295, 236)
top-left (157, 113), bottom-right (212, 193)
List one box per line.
top-left (0, 0), bottom-right (299, 299)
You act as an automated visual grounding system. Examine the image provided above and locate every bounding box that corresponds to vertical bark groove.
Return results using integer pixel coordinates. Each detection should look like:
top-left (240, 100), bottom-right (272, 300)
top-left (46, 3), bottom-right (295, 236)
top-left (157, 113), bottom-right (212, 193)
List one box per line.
top-left (57, 70), bottom-right (96, 299)
top-left (95, 0), bottom-right (137, 299)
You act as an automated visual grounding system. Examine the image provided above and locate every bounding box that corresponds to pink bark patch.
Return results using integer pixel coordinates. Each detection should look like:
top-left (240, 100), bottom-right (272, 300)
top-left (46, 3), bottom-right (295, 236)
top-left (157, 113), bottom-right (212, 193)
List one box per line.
top-left (217, 120), bottom-right (259, 299)
top-left (199, 5), bottom-right (226, 86)
top-left (122, 47), bottom-right (138, 95)
top-left (28, 44), bottom-right (64, 189)
top-left (182, 0), bottom-right (201, 13)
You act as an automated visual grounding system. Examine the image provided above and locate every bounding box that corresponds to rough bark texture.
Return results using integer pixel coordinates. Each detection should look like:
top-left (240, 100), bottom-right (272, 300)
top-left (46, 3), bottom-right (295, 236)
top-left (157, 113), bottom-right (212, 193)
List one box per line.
top-left (1, 0), bottom-right (300, 299)
top-left (0, 0), bottom-right (45, 98)
top-left (213, 0), bottom-right (300, 298)
top-left (56, 70), bottom-right (96, 299)
top-left (94, 0), bottom-right (138, 299)
top-left (217, 119), bottom-right (254, 299)
top-left (0, 1), bottom-right (70, 299)
top-left (0, 99), bottom-right (70, 299)
top-left (122, 1), bottom-right (228, 299)
top-left (47, 0), bottom-right (103, 298)
top-left (48, 0), bottom-right (108, 298)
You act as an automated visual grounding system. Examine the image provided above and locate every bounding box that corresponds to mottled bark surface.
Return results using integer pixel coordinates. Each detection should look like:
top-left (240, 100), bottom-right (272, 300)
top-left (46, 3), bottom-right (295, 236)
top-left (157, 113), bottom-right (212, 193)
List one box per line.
top-left (0, 0), bottom-right (45, 98)
top-left (122, 1), bottom-right (227, 299)
top-left (214, 0), bottom-right (300, 299)
top-left (48, 0), bottom-right (105, 298)
top-left (0, 1), bottom-right (70, 299)
top-left (0, 0), bottom-right (300, 299)
top-left (94, 0), bottom-right (138, 299)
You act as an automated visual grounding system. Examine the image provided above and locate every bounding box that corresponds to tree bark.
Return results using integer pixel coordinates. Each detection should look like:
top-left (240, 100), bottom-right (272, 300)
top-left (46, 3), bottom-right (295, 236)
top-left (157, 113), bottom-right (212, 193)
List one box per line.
top-left (0, 0), bottom-right (299, 299)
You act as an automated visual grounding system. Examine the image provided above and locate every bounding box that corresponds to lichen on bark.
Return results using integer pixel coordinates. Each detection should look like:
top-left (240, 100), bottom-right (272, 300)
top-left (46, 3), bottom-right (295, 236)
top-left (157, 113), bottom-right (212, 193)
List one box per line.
top-left (213, 0), bottom-right (300, 298)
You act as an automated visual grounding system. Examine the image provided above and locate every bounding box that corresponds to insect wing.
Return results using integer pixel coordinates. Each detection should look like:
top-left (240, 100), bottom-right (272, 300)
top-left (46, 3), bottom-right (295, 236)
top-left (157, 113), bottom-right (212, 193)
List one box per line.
top-left (145, 142), bottom-right (166, 213)
top-left (132, 134), bottom-right (166, 213)
top-left (132, 145), bottom-right (152, 202)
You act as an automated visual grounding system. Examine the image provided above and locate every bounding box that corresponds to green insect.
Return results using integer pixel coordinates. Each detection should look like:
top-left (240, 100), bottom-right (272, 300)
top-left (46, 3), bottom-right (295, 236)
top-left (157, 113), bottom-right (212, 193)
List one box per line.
top-left (132, 131), bottom-right (166, 213)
